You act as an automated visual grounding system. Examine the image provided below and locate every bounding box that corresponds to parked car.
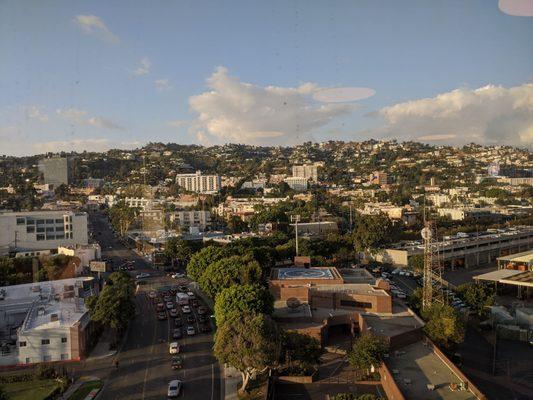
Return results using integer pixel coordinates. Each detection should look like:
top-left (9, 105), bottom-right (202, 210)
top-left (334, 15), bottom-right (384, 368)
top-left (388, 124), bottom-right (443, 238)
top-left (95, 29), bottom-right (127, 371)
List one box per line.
top-left (135, 272), bottom-right (150, 279)
top-left (167, 380), bottom-right (182, 397)
top-left (186, 291), bottom-right (195, 299)
top-left (181, 305), bottom-right (191, 313)
top-left (186, 326), bottom-right (196, 336)
top-left (200, 324), bottom-right (212, 333)
top-left (172, 328), bottom-right (182, 339)
top-left (157, 312), bottom-right (167, 321)
top-left (197, 306), bottom-right (207, 315)
top-left (166, 301), bottom-right (174, 310)
top-left (169, 308), bottom-right (178, 317)
top-left (174, 318), bottom-right (183, 327)
top-left (169, 342), bottom-right (180, 354)
top-left (178, 285), bottom-right (188, 292)
top-left (148, 291), bottom-right (157, 299)
top-left (186, 314), bottom-right (195, 323)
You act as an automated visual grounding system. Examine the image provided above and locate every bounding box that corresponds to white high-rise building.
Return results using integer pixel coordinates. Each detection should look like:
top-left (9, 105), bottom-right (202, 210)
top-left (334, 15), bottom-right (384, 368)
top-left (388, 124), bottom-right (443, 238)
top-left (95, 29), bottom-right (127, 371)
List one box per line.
top-left (175, 171), bottom-right (221, 193)
top-left (0, 211), bottom-right (88, 256)
top-left (284, 177), bottom-right (308, 192)
top-left (292, 164), bottom-right (318, 182)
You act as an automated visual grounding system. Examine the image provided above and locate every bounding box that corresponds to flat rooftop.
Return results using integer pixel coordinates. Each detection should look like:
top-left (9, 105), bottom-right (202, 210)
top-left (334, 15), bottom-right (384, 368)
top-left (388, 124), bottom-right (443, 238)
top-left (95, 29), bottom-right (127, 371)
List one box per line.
top-left (363, 304), bottom-right (424, 337)
top-left (338, 268), bottom-right (375, 284)
top-left (497, 249), bottom-right (533, 264)
top-left (275, 268), bottom-right (335, 280)
top-left (311, 283), bottom-right (390, 297)
top-left (386, 341), bottom-right (477, 400)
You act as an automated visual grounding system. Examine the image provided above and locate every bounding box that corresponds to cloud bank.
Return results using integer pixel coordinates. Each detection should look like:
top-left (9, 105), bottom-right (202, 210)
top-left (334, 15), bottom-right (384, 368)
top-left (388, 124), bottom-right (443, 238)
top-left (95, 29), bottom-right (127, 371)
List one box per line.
top-left (56, 108), bottom-right (123, 130)
top-left (376, 83), bottom-right (533, 147)
top-left (189, 67), bottom-right (365, 145)
top-left (499, 0), bottom-right (533, 16)
top-left (73, 15), bottom-right (120, 44)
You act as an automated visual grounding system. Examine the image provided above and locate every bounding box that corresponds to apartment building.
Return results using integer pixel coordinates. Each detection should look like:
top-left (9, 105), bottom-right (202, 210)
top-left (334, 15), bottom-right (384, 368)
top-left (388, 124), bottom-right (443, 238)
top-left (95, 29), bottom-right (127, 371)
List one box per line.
top-left (40, 157), bottom-right (71, 187)
top-left (284, 176), bottom-right (308, 191)
top-left (292, 164), bottom-right (318, 182)
top-left (168, 210), bottom-right (211, 231)
top-left (0, 211), bottom-right (88, 256)
top-left (175, 171), bottom-right (221, 193)
top-left (0, 277), bottom-right (98, 365)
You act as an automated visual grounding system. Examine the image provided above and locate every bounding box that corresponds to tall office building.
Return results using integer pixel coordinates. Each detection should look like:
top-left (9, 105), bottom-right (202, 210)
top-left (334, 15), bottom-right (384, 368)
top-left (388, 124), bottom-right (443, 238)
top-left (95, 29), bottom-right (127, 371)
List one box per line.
top-left (0, 210), bottom-right (88, 256)
top-left (175, 171), bottom-right (221, 193)
top-left (292, 164), bottom-right (318, 182)
top-left (40, 157), bottom-right (71, 187)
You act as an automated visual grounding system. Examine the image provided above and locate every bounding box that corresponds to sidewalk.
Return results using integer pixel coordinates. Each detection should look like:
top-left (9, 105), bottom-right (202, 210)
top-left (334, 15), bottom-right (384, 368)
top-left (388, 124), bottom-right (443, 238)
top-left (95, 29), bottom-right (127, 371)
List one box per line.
top-left (224, 364), bottom-right (241, 400)
top-left (86, 328), bottom-right (116, 361)
top-left (60, 375), bottom-right (100, 400)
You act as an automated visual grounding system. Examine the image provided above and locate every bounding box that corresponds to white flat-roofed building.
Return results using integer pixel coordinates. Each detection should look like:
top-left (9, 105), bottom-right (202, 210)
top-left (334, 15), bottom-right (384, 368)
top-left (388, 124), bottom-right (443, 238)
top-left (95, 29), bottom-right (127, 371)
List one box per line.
top-left (0, 211), bottom-right (88, 256)
top-left (284, 176), bottom-right (308, 191)
top-left (169, 210), bottom-right (211, 231)
top-left (292, 164), bottom-right (318, 182)
top-left (0, 277), bottom-right (97, 365)
top-left (175, 171), bottom-right (221, 193)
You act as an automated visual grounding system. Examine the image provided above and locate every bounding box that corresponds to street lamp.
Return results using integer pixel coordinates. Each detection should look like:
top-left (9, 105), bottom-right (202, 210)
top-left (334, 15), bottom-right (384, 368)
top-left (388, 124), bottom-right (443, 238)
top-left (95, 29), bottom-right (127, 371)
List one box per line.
top-left (290, 214), bottom-right (301, 257)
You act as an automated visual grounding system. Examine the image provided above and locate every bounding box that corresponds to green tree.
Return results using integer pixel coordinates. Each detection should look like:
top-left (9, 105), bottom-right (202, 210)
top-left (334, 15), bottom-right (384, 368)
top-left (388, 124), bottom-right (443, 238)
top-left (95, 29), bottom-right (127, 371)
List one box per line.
top-left (0, 386), bottom-right (8, 400)
top-left (164, 238), bottom-right (202, 267)
top-left (456, 283), bottom-right (494, 316)
top-left (108, 201), bottom-right (138, 236)
top-left (351, 213), bottom-right (399, 255)
top-left (214, 313), bottom-right (280, 393)
top-left (86, 272), bottom-right (135, 338)
top-left (198, 255), bottom-right (262, 299)
top-left (347, 333), bottom-right (388, 373)
top-left (281, 331), bottom-right (322, 372)
top-left (186, 245), bottom-right (227, 282)
top-left (422, 303), bottom-right (465, 349)
top-left (408, 254), bottom-right (424, 273)
top-left (214, 284), bottom-right (274, 326)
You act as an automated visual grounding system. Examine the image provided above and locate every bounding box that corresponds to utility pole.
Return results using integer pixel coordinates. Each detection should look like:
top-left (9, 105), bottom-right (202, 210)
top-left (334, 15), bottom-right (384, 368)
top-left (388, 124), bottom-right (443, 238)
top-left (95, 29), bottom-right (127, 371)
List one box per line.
top-left (290, 214), bottom-right (301, 257)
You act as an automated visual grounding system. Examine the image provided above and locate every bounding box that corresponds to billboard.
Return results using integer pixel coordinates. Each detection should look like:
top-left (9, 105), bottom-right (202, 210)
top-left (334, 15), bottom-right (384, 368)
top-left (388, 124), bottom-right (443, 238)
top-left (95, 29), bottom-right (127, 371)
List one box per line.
top-left (90, 261), bottom-right (107, 273)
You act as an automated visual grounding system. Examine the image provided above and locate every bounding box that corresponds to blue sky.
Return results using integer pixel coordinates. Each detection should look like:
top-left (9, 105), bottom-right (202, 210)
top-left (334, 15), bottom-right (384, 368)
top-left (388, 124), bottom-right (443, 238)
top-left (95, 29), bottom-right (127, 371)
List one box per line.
top-left (0, 0), bottom-right (532, 155)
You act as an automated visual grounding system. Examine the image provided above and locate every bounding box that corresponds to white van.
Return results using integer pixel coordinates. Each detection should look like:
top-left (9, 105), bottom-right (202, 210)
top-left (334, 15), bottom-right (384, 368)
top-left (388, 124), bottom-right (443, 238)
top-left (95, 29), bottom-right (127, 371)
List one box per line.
top-left (176, 292), bottom-right (190, 306)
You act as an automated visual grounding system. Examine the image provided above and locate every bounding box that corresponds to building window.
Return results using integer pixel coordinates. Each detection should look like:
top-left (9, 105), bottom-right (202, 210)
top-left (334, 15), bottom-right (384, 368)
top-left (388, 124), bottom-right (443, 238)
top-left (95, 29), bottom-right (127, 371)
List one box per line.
top-left (61, 337), bottom-right (67, 343)
top-left (46, 227), bottom-right (54, 232)
top-left (36, 219), bottom-right (45, 225)
top-left (55, 218), bottom-right (63, 223)
top-left (26, 226), bottom-right (35, 233)
top-left (41, 339), bottom-right (50, 345)
top-left (45, 219), bottom-right (54, 224)
top-left (25, 358), bottom-right (31, 364)
top-left (16, 217), bottom-right (25, 225)
top-left (60, 354), bottom-right (68, 360)
top-left (19, 341), bottom-right (26, 347)
top-left (37, 227), bottom-right (45, 233)
top-left (36, 234), bottom-right (45, 241)
top-left (43, 355), bottom-right (51, 362)
top-left (26, 218), bottom-right (35, 225)
top-left (46, 234), bottom-right (55, 240)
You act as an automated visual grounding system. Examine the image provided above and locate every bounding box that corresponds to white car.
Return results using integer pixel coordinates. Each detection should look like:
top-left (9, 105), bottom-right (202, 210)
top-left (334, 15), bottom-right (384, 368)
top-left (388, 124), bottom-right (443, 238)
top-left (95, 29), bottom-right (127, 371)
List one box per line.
top-left (186, 291), bottom-right (195, 299)
top-left (186, 326), bottom-right (196, 336)
top-left (166, 301), bottom-right (174, 310)
top-left (167, 380), bottom-right (182, 397)
top-left (172, 273), bottom-right (185, 279)
top-left (169, 342), bottom-right (180, 354)
top-left (181, 305), bottom-right (191, 313)
top-left (135, 272), bottom-right (150, 279)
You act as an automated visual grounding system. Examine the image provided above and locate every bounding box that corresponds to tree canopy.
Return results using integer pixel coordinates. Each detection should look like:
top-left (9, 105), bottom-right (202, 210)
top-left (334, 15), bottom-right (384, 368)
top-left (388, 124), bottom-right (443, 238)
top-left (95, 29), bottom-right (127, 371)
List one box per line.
top-left (422, 303), bottom-right (465, 349)
top-left (186, 245), bottom-right (227, 282)
top-left (347, 333), bottom-right (388, 373)
top-left (214, 312), bottom-right (280, 393)
top-left (457, 283), bottom-right (494, 316)
top-left (198, 255), bottom-right (262, 299)
top-left (214, 284), bottom-right (274, 326)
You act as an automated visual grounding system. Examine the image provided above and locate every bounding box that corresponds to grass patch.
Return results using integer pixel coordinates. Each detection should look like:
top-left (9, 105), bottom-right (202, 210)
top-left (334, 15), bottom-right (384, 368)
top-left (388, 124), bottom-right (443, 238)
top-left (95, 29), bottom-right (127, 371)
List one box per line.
top-left (68, 380), bottom-right (102, 400)
top-left (3, 379), bottom-right (60, 400)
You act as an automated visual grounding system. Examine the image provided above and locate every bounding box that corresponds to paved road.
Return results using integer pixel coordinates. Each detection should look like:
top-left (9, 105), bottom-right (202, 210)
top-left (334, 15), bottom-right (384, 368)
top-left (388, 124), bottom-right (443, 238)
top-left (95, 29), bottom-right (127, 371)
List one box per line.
top-left (86, 211), bottom-right (222, 400)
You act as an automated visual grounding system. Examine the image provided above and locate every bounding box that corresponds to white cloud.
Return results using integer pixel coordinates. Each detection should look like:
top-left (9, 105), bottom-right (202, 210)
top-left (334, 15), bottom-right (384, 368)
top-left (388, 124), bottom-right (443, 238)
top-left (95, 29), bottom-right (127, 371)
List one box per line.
top-left (25, 106), bottom-right (49, 122)
top-left (499, 0), bottom-right (533, 16)
top-left (375, 83), bottom-right (533, 147)
top-left (56, 108), bottom-right (123, 130)
top-left (133, 57), bottom-right (151, 76)
top-left (189, 66), bottom-right (356, 145)
top-left (73, 15), bottom-right (120, 44)
top-left (155, 79), bottom-right (172, 91)
top-left (313, 87), bottom-right (375, 103)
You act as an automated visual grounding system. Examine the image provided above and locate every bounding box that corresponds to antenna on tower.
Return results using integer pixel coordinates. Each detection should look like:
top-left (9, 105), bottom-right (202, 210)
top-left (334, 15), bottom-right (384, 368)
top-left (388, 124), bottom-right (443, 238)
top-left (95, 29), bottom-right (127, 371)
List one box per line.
top-left (421, 203), bottom-right (443, 311)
